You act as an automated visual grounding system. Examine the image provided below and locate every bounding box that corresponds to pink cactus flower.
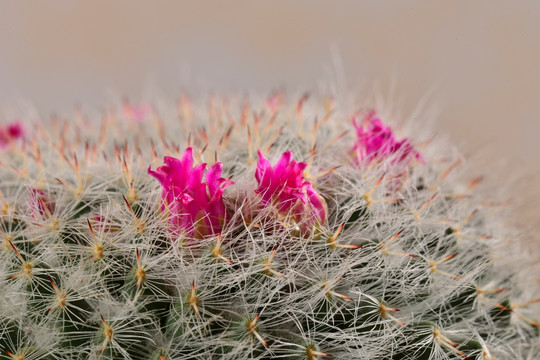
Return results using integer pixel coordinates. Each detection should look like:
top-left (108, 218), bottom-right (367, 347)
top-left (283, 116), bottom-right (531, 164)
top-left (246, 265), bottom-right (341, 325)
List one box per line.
top-left (148, 148), bottom-right (234, 238)
top-left (352, 111), bottom-right (423, 166)
top-left (0, 121), bottom-right (25, 148)
top-left (7, 121), bottom-right (24, 139)
top-left (255, 151), bottom-right (327, 233)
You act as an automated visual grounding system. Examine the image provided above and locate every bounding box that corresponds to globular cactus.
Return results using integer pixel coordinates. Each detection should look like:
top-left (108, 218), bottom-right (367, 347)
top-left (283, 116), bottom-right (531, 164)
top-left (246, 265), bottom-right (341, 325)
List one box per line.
top-left (0, 95), bottom-right (538, 360)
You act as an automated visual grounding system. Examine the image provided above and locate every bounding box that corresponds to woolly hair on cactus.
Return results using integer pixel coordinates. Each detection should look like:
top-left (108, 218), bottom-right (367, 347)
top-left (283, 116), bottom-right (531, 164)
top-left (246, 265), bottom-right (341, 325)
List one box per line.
top-left (0, 94), bottom-right (538, 360)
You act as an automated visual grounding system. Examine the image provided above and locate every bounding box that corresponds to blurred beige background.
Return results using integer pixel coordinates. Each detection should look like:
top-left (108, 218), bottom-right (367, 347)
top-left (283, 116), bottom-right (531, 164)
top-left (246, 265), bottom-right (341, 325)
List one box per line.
top-left (0, 1), bottom-right (539, 229)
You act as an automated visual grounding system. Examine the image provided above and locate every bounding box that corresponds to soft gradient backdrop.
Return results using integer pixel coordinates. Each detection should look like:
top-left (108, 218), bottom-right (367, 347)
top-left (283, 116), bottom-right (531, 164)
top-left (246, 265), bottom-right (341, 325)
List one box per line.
top-left (0, 1), bottom-right (539, 230)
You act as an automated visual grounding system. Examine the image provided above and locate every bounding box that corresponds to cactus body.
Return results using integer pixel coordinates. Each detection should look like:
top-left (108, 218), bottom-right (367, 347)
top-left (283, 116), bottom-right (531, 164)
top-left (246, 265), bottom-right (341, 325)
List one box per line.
top-left (0, 96), bottom-right (538, 359)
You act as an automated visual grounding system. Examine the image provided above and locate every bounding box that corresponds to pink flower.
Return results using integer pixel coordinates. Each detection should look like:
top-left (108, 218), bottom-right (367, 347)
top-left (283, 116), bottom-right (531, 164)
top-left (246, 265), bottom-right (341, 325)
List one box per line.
top-left (351, 111), bottom-right (423, 166)
top-left (148, 148), bottom-right (234, 238)
top-left (0, 121), bottom-right (25, 148)
top-left (7, 122), bottom-right (24, 139)
top-left (255, 151), bottom-right (327, 232)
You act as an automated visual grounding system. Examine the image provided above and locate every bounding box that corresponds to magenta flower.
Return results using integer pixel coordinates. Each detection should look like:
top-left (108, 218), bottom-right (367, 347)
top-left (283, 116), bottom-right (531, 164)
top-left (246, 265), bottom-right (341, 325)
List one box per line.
top-left (351, 111), bottom-right (423, 165)
top-left (255, 151), bottom-right (327, 232)
top-left (0, 121), bottom-right (25, 148)
top-left (148, 148), bottom-right (234, 238)
top-left (7, 122), bottom-right (24, 139)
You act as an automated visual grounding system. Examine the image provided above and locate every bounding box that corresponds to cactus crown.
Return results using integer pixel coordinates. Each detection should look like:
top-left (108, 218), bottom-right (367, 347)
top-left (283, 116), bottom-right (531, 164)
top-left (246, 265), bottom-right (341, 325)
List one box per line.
top-left (0, 95), bottom-right (538, 359)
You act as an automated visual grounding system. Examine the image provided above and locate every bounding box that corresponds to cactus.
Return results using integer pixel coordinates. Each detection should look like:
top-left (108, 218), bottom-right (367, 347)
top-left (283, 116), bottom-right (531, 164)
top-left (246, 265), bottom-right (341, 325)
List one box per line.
top-left (0, 95), bottom-right (538, 360)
